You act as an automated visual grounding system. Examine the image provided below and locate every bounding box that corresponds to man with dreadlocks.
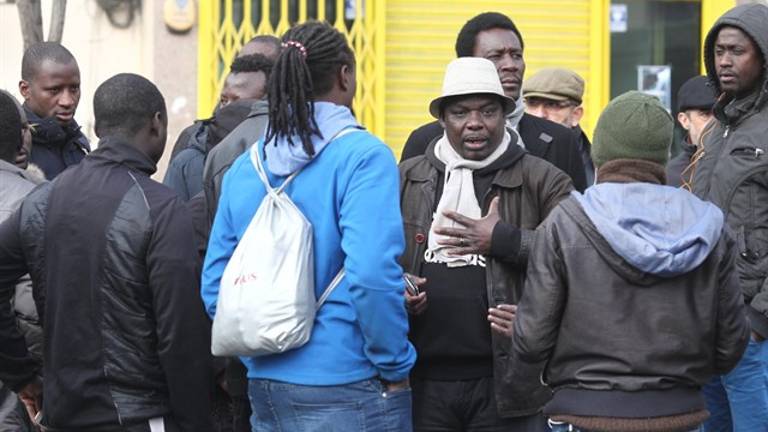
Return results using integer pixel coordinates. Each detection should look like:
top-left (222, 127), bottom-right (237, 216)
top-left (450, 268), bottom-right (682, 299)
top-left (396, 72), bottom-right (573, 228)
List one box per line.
top-left (202, 21), bottom-right (417, 431)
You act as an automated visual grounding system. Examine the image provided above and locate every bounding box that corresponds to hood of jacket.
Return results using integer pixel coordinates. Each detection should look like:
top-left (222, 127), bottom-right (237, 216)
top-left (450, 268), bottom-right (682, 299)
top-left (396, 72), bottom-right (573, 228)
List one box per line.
top-left (204, 99), bottom-right (254, 152)
top-left (571, 183), bottom-right (724, 279)
top-left (264, 102), bottom-right (360, 176)
top-left (704, 3), bottom-right (768, 120)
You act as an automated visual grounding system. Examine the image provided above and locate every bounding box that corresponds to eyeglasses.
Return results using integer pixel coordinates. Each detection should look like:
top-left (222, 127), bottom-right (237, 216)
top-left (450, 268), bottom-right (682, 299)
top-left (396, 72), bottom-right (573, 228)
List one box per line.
top-left (525, 97), bottom-right (578, 110)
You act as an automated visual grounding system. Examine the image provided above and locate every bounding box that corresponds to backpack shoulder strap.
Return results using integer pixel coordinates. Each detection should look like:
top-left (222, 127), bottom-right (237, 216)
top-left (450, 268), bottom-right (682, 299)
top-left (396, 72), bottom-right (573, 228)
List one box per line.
top-left (316, 269), bottom-right (346, 309)
top-left (250, 141), bottom-right (301, 196)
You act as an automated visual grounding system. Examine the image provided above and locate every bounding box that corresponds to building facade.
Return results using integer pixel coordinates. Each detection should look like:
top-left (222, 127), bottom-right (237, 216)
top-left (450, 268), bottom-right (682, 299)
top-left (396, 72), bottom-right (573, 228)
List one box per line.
top-left (197, 0), bottom-right (739, 156)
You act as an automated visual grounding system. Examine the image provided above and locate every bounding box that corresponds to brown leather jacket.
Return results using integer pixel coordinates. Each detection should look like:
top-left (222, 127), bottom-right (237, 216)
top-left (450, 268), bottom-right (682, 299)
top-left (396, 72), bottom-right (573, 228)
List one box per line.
top-left (398, 144), bottom-right (573, 417)
top-left (511, 196), bottom-right (749, 420)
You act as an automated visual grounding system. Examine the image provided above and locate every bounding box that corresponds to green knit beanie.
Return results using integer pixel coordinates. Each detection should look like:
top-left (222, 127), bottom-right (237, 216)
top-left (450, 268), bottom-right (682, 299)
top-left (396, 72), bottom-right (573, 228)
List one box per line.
top-left (591, 91), bottom-right (673, 168)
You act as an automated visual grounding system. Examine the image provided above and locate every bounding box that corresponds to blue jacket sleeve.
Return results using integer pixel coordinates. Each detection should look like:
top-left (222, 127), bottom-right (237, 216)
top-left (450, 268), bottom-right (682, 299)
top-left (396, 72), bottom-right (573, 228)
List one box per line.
top-left (338, 144), bottom-right (417, 382)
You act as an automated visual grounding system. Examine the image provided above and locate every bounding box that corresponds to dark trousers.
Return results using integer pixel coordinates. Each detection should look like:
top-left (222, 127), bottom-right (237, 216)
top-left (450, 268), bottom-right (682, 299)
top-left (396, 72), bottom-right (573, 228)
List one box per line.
top-left (211, 385), bottom-right (252, 432)
top-left (412, 377), bottom-right (548, 432)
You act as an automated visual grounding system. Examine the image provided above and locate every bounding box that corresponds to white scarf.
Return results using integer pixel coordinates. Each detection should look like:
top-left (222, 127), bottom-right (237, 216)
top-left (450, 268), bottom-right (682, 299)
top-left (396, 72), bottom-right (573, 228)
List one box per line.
top-left (427, 131), bottom-right (511, 267)
top-left (506, 97), bottom-right (526, 149)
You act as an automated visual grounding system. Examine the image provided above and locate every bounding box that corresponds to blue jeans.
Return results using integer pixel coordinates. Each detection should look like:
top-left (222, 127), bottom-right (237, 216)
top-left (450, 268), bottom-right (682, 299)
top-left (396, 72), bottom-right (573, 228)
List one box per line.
top-left (702, 338), bottom-right (768, 431)
top-left (248, 378), bottom-right (412, 432)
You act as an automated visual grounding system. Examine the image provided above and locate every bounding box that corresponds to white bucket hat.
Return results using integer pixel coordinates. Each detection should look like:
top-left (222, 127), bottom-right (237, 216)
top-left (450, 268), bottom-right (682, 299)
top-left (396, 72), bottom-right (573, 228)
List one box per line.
top-left (429, 57), bottom-right (517, 118)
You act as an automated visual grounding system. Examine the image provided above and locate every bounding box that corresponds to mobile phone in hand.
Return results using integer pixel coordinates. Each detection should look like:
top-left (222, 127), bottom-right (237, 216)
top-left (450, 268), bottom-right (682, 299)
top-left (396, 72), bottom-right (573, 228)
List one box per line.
top-left (404, 274), bottom-right (420, 296)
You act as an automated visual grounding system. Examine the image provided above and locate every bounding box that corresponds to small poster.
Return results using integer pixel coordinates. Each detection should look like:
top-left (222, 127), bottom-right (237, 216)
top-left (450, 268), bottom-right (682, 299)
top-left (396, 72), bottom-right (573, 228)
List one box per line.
top-left (345, 0), bottom-right (364, 19)
top-left (638, 65), bottom-right (672, 112)
top-left (610, 4), bottom-right (628, 33)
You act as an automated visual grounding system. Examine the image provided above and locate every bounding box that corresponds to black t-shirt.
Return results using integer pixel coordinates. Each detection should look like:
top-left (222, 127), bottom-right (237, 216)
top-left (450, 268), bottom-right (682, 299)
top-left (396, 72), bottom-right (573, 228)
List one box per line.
top-left (409, 142), bottom-right (523, 380)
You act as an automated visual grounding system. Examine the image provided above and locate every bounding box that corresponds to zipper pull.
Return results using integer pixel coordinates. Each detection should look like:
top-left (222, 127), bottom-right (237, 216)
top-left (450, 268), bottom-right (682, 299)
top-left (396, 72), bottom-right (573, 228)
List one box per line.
top-left (756, 148), bottom-right (764, 158)
top-left (723, 126), bottom-right (730, 138)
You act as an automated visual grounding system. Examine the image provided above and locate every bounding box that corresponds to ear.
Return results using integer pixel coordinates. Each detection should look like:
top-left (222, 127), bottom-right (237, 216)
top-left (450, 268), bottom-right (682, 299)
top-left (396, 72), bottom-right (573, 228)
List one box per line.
top-left (150, 112), bottom-right (164, 137)
top-left (438, 116), bottom-right (446, 129)
top-left (338, 64), bottom-right (353, 92)
top-left (571, 106), bottom-right (584, 127)
top-left (677, 112), bottom-right (690, 130)
top-left (93, 120), bottom-right (103, 138)
top-left (19, 80), bottom-right (31, 101)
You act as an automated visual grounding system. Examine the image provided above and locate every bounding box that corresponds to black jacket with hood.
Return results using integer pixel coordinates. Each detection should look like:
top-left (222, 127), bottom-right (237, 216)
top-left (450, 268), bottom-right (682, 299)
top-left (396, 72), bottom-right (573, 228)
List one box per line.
top-left (691, 3), bottom-right (768, 338)
top-left (163, 99), bottom-right (253, 201)
top-left (0, 138), bottom-right (212, 431)
top-left (511, 183), bottom-right (749, 428)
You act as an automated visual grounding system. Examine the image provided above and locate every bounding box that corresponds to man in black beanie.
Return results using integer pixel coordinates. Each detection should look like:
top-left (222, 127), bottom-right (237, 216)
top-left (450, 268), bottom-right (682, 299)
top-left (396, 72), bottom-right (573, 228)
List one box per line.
top-left (666, 76), bottom-right (716, 188)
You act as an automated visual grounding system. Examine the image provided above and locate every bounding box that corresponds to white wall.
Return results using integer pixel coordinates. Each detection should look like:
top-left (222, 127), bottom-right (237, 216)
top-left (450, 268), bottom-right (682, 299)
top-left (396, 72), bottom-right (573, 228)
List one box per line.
top-left (0, 0), bottom-right (198, 179)
top-left (0, 0), bottom-right (150, 141)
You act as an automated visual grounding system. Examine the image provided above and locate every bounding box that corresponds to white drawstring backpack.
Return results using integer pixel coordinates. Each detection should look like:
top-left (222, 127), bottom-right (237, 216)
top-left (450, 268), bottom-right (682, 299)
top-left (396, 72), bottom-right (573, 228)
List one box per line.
top-left (211, 130), bottom-right (358, 357)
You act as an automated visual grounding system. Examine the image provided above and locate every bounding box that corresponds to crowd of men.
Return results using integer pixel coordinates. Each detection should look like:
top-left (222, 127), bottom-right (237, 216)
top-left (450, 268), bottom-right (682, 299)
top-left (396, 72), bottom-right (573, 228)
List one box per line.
top-left (0, 3), bottom-right (766, 432)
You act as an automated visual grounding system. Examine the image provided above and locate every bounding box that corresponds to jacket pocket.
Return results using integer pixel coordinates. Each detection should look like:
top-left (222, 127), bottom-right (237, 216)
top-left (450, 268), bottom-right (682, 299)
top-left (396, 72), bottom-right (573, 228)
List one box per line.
top-left (497, 350), bottom-right (552, 416)
top-left (735, 226), bottom-right (768, 300)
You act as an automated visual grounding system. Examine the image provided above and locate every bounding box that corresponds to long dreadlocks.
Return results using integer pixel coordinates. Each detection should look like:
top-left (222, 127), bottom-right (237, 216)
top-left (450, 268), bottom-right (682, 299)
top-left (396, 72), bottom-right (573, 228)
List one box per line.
top-left (265, 21), bottom-right (355, 157)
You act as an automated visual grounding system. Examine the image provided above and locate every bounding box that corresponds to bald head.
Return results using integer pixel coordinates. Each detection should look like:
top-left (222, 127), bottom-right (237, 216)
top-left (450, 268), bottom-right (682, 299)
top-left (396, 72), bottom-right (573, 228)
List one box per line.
top-left (238, 35), bottom-right (281, 61)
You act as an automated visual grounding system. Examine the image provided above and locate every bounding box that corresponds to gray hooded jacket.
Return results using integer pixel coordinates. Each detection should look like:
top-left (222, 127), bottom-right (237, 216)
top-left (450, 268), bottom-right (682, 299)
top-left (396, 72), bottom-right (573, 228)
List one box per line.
top-left (201, 99), bottom-right (269, 225)
top-left (692, 3), bottom-right (768, 338)
top-left (0, 160), bottom-right (42, 430)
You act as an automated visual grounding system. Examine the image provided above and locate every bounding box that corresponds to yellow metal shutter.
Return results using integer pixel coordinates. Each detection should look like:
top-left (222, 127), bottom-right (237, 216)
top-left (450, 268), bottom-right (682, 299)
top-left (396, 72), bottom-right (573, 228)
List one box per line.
top-left (197, 0), bottom-right (387, 139)
top-left (385, 0), bottom-right (607, 157)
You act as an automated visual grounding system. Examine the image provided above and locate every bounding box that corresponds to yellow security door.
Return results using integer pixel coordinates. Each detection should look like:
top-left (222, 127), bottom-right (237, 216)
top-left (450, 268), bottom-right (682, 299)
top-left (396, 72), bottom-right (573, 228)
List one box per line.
top-left (197, 0), bottom-right (386, 139)
top-left (385, 0), bottom-right (609, 156)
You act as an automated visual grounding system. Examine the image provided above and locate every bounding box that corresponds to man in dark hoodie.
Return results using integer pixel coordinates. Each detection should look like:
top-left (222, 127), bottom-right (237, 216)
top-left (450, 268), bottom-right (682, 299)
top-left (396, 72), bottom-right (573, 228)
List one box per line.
top-left (690, 4), bottom-right (768, 429)
top-left (169, 35), bottom-right (281, 160)
top-left (164, 54), bottom-right (273, 200)
top-left (400, 57), bottom-right (572, 431)
top-left (665, 76), bottom-right (716, 188)
top-left (18, 42), bottom-right (89, 180)
top-left (511, 91), bottom-right (749, 432)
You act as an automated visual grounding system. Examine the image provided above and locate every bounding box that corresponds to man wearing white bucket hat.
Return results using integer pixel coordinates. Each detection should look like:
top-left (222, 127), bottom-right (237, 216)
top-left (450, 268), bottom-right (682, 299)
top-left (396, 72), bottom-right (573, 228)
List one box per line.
top-left (398, 57), bottom-right (573, 431)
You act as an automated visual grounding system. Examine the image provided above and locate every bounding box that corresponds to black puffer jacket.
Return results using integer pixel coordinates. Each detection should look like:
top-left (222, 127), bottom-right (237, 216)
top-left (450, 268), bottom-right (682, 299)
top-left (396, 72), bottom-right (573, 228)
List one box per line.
top-left (0, 138), bottom-right (212, 431)
top-left (692, 3), bottom-right (768, 338)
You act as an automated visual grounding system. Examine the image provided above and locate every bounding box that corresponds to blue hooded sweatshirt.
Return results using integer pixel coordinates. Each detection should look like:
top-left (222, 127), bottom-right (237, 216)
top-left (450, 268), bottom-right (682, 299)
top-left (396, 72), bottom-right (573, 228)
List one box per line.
top-left (573, 183), bottom-right (724, 277)
top-left (202, 102), bottom-right (416, 384)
